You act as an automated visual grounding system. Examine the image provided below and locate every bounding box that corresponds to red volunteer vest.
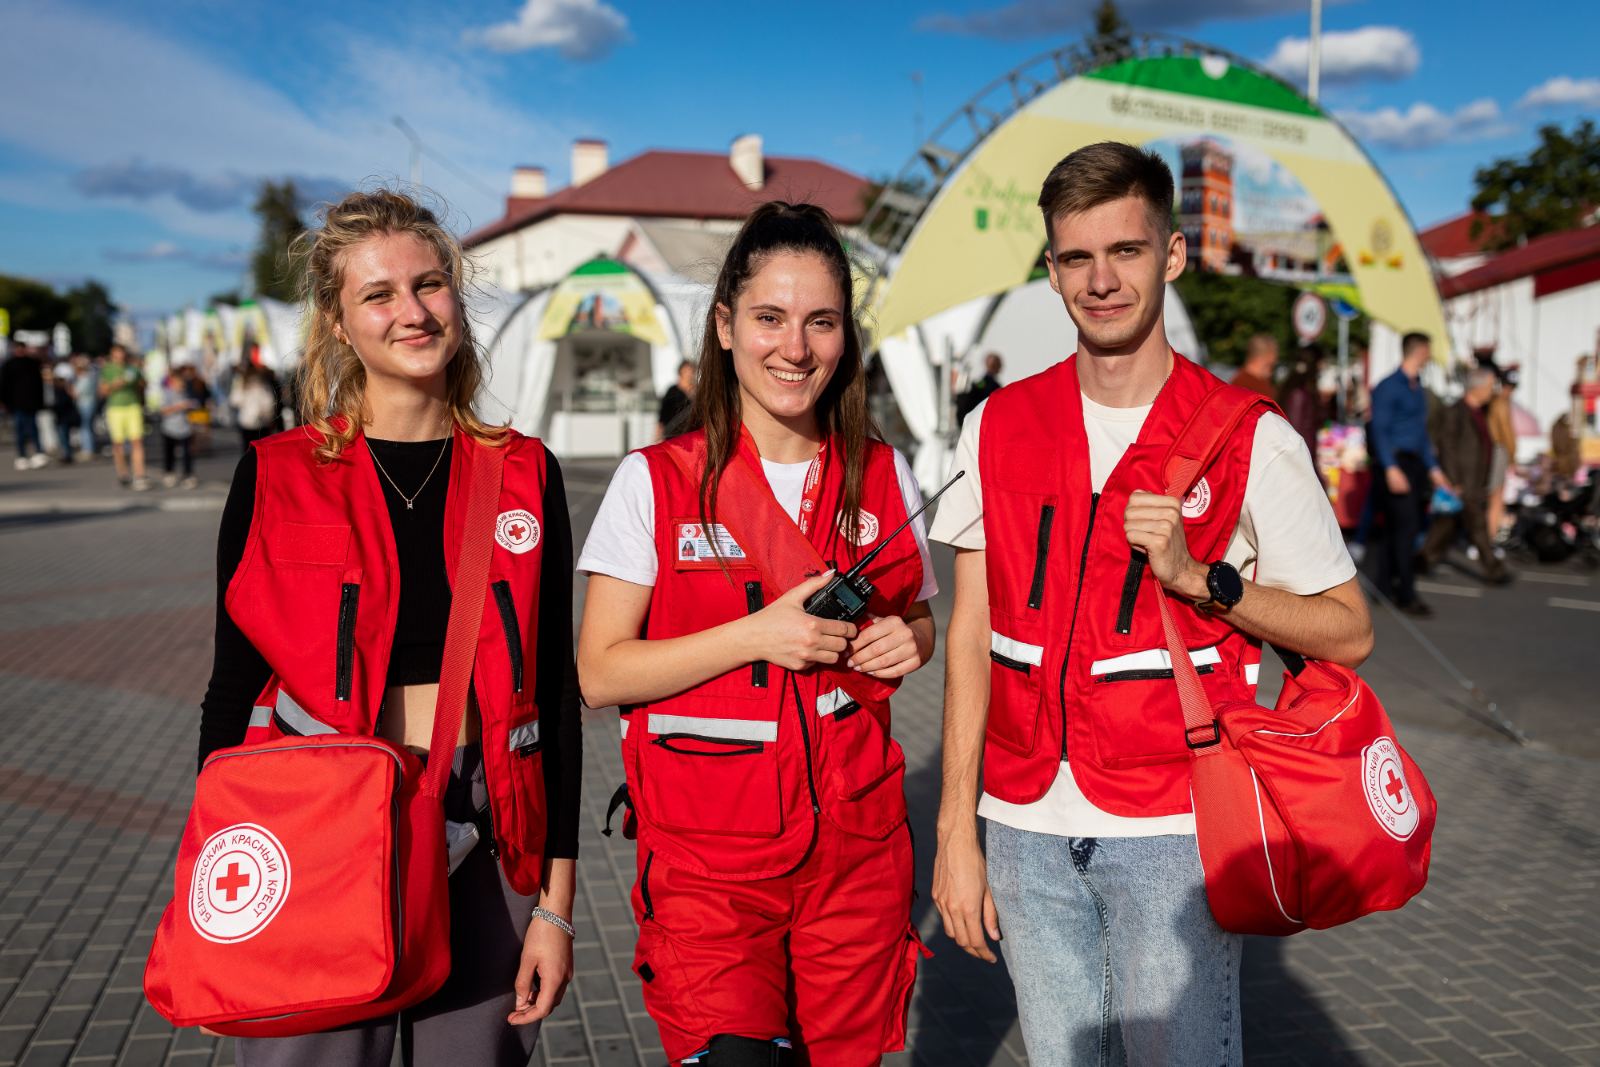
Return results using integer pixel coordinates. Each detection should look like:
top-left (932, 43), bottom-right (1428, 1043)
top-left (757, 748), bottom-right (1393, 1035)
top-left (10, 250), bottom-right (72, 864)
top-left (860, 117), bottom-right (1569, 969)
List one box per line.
top-left (623, 430), bottom-right (924, 880)
top-left (980, 355), bottom-right (1266, 817)
top-left (229, 425), bottom-right (550, 895)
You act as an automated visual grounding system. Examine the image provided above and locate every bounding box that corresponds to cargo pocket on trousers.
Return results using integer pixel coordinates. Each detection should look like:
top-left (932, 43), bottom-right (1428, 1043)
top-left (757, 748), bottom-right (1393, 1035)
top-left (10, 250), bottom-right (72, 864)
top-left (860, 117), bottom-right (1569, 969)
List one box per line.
top-left (633, 923), bottom-right (714, 1047)
top-left (882, 922), bottom-right (932, 1053)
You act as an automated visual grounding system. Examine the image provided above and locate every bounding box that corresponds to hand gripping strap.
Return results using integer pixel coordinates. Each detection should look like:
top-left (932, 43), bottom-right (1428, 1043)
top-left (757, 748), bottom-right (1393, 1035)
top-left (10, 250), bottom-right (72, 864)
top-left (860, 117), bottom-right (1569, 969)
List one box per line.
top-left (659, 438), bottom-right (894, 709)
top-left (1154, 386), bottom-right (1274, 756)
top-left (426, 437), bottom-right (506, 796)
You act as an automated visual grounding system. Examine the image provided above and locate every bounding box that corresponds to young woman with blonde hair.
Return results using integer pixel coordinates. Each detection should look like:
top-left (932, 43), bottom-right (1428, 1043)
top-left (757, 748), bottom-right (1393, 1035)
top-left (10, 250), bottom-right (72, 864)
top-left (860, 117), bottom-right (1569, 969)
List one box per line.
top-left (197, 188), bottom-right (580, 1065)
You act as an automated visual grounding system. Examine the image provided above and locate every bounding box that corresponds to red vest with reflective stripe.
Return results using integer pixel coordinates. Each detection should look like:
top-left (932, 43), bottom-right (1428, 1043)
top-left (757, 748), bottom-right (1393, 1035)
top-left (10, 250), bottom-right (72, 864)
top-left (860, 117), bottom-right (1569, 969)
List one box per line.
top-left (980, 355), bottom-right (1265, 816)
top-left (228, 425), bottom-right (550, 895)
top-left (624, 430), bottom-right (923, 880)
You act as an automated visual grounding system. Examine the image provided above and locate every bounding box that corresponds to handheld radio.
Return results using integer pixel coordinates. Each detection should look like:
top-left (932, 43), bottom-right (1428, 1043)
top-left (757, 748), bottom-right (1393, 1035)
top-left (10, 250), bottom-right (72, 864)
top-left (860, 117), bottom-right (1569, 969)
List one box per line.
top-left (803, 470), bottom-right (965, 623)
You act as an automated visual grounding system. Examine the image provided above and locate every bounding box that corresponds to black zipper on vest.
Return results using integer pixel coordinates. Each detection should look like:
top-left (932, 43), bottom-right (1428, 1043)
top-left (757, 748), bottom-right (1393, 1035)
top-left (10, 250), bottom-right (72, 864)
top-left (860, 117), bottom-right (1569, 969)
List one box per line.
top-left (1115, 555), bottom-right (1146, 635)
top-left (650, 733), bottom-right (765, 757)
top-left (1097, 664), bottom-right (1215, 683)
top-left (640, 851), bottom-right (655, 921)
top-left (781, 673), bottom-right (822, 878)
top-left (1057, 493), bottom-right (1099, 761)
top-left (990, 649), bottom-right (1032, 675)
top-left (491, 580), bottom-right (524, 693)
top-left (745, 581), bottom-right (768, 688)
top-left (335, 582), bottom-right (359, 701)
top-left (1027, 505), bottom-right (1056, 610)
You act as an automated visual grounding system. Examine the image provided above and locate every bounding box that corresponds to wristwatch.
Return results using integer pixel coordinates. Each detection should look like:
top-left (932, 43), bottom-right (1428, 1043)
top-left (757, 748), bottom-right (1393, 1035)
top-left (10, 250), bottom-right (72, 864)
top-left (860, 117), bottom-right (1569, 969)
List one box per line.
top-left (1195, 561), bottom-right (1243, 615)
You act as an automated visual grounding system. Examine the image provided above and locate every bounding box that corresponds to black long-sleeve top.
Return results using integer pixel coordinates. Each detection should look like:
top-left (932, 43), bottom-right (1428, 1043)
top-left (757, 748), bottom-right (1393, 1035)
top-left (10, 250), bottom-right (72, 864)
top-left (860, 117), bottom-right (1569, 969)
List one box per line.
top-left (198, 437), bottom-right (581, 860)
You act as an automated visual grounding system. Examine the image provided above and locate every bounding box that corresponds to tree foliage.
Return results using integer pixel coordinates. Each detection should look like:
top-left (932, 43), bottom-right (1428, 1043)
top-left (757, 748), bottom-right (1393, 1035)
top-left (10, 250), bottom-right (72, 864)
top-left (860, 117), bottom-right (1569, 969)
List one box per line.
top-left (0, 274), bottom-right (70, 334)
top-left (64, 280), bottom-right (116, 355)
top-left (1470, 120), bottom-right (1600, 251)
top-left (1172, 271), bottom-right (1367, 366)
top-left (250, 179), bottom-right (307, 303)
top-left (1090, 0), bottom-right (1133, 62)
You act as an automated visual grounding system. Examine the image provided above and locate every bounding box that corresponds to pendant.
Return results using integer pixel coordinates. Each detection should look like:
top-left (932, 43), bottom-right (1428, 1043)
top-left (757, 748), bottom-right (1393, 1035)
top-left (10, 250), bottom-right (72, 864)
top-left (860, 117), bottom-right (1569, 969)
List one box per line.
top-left (405, 500), bottom-right (414, 510)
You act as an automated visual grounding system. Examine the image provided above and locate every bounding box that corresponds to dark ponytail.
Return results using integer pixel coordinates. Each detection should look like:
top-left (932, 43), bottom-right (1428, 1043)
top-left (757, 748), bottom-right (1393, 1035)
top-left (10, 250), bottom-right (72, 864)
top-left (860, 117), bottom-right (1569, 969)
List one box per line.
top-left (689, 201), bottom-right (878, 549)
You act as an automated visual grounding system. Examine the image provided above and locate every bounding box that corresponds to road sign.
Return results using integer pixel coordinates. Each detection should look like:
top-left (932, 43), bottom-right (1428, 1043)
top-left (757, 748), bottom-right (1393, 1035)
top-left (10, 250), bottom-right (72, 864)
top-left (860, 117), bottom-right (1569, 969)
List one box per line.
top-left (1293, 291), bottom-right (1327, 343)
top-left (1330, 297), bottom-right (1360, 321)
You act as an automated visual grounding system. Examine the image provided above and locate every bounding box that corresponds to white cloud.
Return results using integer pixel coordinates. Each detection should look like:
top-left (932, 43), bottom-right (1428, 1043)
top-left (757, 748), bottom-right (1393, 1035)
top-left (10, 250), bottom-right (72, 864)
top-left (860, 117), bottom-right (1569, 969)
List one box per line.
top-left (1518, 76), bottom-right (1600, 110)
top-left (1337, 98), bottom-right (1512, 150)
top-left (1263, 26), bottom-right (1419, 87)
top-left (464, 0), bottom-right (630, 60)
top-left (104, 242), bottom-right (247, 271)
top-left (0, 3), bottom-right (567, 238)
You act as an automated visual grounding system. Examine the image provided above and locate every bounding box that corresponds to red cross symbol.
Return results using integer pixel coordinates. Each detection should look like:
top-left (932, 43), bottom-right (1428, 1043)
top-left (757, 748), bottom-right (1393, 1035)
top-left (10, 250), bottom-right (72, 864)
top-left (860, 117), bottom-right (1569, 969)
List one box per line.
top-left (215, 862), bottom-right (251, 902)
top-left (1384, 769), bottom-right (1406, 806)
top-left (508, 522), bottom-right (526, 541)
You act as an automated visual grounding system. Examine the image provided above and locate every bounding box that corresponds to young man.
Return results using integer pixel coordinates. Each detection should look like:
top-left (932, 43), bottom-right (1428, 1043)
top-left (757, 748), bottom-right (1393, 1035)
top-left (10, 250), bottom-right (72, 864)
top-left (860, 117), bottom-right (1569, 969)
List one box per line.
top-left (928, 142), bottom-right (1373, 1065)
top-left (1368, 331), bottom-right (1451, 615)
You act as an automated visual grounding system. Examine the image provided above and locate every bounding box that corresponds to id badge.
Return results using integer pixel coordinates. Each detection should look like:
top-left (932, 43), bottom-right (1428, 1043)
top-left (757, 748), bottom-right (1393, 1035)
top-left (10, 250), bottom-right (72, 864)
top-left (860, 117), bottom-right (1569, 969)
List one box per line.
top-left (671, 520), bottom-right (747, 570)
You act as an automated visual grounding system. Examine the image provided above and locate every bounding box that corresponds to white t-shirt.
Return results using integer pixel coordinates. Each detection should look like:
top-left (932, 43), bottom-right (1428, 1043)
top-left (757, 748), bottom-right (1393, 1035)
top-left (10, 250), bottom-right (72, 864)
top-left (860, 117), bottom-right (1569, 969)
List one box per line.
top-left (579, 448), bottom-right (939, 603)
top-left (928, 394), bottom-right (1354, 838)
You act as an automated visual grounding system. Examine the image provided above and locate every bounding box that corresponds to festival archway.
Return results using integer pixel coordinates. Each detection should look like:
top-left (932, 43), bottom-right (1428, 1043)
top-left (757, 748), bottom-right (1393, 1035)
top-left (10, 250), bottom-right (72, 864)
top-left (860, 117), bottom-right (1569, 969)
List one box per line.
top-left (864, 36), bottom-right (1448, 412)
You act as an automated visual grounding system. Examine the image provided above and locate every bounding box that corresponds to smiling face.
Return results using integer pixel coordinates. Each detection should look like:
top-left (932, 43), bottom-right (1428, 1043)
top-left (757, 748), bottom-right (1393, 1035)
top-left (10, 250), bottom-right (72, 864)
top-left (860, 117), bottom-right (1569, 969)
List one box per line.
top-left (1045, 194), bottom-right (1185, 357)
top-left (714, 250), bottom-right (847, 435)
top-left (333, 231), bottom-right (462, 392)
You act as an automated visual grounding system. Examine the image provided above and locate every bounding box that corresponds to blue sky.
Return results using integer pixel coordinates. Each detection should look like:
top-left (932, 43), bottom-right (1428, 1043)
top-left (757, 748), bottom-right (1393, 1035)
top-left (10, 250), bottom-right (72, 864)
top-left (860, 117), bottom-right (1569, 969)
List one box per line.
top-left (2, 0), bottom-right (1596, 323)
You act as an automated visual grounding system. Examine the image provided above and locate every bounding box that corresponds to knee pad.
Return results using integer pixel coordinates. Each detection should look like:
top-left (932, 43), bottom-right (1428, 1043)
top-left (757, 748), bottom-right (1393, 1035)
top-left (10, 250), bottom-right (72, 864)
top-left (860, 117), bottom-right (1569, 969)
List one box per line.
top-left (680, 1034), bottom-right (794, 1066)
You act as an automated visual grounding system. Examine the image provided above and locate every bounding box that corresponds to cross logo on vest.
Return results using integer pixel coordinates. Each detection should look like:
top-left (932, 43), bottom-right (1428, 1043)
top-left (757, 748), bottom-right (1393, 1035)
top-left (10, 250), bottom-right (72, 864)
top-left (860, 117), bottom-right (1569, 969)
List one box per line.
top-left (188, 823), bottom-right (291, 943)
top-left (1361, 738), bottom-right (1420, 841)
top-left (1182, 477), bottom-right (1212, 520)
top-left (839, 509), bottom-right (880, 546)
top-left (496, 509), bottom-right (540, 554)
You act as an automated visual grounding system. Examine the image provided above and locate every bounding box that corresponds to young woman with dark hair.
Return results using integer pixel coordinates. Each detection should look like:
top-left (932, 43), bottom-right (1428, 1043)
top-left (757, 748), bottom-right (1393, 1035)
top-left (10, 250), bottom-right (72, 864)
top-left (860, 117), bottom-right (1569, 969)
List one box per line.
top-left (197, 188), bottom-right (580, 1066)
top-left (577, 201), bottom-right (936, 1065)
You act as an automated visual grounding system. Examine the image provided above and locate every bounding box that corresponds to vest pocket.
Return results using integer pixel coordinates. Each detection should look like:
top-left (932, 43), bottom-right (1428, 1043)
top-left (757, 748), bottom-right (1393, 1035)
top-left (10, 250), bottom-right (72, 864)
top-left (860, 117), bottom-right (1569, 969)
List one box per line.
top-left (638, 712), bottom-right (782, 837)
top-left (819, 690), bottom-right (907, 840)
top-left (335, 582), bottom-right (359, 702)
top-left (1087, 646), bottom-right (1221, 767)
top-left (985, 613), bottom-right (1045, 756)
top-left (491, 580), bottom-right (524, 694)
top-left (490, 710), bottom-right (547, 868)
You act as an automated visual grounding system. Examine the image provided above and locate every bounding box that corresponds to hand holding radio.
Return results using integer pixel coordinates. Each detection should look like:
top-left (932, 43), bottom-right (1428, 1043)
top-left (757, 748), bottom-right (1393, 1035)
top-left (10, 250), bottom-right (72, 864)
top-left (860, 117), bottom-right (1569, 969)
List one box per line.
top-left (741, 571), bottom-right (859, 671)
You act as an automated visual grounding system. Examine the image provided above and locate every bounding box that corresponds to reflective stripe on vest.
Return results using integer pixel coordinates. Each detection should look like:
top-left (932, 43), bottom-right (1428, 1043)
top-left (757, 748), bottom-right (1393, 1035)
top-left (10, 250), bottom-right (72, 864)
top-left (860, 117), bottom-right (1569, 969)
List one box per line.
top-left (817, 689), bottom-right (859, 717)
top-left (991, 631), bottom-right (1045, 667)
top-left (1088, 645), bottom-right (1221, 676)
top-left (645, 713), bottom-right (778, 743)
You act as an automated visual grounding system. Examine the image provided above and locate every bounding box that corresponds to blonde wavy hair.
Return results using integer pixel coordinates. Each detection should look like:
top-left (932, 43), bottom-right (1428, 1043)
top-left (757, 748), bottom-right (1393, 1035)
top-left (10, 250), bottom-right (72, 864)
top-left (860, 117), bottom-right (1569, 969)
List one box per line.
top-left (292, 188), bottom-right (505, 461)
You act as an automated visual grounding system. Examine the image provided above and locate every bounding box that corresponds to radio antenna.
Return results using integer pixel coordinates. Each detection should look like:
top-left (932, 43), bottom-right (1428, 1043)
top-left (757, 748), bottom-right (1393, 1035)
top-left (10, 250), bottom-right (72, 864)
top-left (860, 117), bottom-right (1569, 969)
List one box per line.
top-left (839, 470), bottom-right (965, 581)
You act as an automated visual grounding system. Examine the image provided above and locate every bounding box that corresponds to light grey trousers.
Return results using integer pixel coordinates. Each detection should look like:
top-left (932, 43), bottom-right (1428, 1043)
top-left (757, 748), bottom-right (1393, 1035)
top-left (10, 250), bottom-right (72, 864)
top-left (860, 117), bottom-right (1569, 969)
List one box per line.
top-left (237, 744), bottom-right (541, 1067)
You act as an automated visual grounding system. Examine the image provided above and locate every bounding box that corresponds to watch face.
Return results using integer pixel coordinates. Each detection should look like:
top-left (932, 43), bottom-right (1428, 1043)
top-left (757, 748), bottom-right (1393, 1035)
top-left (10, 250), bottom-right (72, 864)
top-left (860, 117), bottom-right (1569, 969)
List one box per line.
top-left (1210, 563), bottom-right (1244, 605)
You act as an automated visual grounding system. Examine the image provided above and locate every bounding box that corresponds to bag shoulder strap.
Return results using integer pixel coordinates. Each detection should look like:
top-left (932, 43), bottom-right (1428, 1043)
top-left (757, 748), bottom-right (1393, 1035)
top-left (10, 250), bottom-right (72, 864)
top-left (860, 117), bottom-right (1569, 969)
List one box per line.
top-left (1154, 384), bottom-right (1274, 755)
top-left (657, 437), bottom-right (894, 708)
top-left (426, 434), bottom-right (505, 797)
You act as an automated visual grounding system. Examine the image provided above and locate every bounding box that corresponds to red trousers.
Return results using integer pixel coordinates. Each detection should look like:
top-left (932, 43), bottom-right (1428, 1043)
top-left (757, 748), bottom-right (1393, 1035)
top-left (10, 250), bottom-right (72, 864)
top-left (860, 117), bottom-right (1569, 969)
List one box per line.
top-left (630, 820), bottom-right (925, 1066)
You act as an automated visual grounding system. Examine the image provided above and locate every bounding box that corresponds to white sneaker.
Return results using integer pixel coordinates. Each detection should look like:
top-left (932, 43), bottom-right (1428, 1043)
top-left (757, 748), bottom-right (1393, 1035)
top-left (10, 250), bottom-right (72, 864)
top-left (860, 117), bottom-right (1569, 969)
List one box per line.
top-left (12, 457), bottom-right (26, 471)
top-left (131, 477), bottom-right (153, 491)
top-left (28, 453), bottom-right (48, 469)
top-left (162, 473), bottom-right (179, 488)
top-left (180, 476), bottom-right (199, 490)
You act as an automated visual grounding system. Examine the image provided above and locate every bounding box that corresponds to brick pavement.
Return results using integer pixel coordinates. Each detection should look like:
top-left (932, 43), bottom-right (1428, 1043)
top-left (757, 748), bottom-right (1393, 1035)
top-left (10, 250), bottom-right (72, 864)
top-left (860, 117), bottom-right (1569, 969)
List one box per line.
top-left (0, 450), bottom-right (1596, 1065)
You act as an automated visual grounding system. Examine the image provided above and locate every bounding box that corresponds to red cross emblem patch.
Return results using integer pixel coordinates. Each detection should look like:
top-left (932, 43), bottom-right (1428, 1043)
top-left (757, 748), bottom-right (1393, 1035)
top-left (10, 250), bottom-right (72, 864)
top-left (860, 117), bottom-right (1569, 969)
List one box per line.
top-left (495, 509), bottom-right (540, 555)
top-left (1361, 737), bottom-right (1420, 841)
top-left (188, 823), bottom-right (291, 943)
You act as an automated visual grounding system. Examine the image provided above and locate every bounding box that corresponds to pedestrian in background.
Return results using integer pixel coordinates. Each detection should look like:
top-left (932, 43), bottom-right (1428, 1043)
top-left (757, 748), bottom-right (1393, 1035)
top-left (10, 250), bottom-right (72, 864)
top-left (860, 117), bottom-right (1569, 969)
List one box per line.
top-left (1367, 332), bottom-right (1450, 616)
top-left (229, 361), bottom-right (278, 448)
top-left (100, 343), bottom-right (150, 490)
top-left (956, 351), bottom-right (1004, 425)
top-left (49, 361), bottom-right (81, 465)
top-left (181, 364), bottom-right (213, 456)
top-left (654, 359), bottom-right (694, 440)
top-left (1279, 344), bottom-right (1326, 462)
top-left (1486, 363), bottom-right (1519, 543)
top-left (72, 352), bottom-right (100, 459)
top-left (1230, 332), bottom-right (1279, 401)
top-left (1, 342), bottom-right (47, 470)
top-left (1422, 367), bottom-right (1509, 584)
top-left (159, 368), bottom-right (197, 488)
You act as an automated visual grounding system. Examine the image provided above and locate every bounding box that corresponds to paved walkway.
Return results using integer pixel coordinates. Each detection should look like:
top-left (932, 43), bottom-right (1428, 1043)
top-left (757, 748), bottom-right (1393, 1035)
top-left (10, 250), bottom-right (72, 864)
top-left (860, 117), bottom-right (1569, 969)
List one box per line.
top-left (0, 445), bottom-right (1596, 1065)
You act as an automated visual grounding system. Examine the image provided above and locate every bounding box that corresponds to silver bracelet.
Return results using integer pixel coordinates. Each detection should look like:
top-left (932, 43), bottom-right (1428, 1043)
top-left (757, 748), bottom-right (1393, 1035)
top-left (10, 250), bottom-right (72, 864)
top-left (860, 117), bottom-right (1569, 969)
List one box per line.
top-left (531, 906), bottom-right (574, 938)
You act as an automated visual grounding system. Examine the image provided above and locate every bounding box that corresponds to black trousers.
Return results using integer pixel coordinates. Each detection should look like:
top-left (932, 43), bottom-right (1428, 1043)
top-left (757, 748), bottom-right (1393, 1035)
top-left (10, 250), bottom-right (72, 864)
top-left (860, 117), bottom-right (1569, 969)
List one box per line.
top-left (1372, 451), bottom-right (1431, 605)
top-left (162, 434), bottom-right (194, 476)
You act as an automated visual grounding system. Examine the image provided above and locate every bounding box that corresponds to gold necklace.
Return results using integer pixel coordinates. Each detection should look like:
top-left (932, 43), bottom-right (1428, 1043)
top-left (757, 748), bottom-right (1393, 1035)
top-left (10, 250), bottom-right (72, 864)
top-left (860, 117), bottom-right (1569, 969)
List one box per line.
top-left (366, 435), bottom-right (450, 511)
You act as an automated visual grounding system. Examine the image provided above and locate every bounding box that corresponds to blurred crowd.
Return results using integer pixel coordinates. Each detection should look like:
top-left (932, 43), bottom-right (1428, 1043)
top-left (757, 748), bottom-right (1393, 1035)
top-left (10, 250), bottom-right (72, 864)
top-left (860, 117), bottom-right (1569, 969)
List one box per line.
top-left (0, 341), bottom-right (285, 491)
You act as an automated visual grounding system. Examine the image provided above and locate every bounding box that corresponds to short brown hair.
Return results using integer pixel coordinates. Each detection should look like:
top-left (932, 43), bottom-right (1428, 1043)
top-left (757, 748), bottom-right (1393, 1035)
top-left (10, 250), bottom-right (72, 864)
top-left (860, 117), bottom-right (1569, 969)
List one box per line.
top-left (1037, 141), bottom-right (1174, 246)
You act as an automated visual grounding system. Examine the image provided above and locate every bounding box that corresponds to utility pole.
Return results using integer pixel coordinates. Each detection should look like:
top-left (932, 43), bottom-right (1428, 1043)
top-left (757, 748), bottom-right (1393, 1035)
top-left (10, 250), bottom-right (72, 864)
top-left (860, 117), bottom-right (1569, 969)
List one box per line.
top-left (1307, 0), bottom-right (1323, 103)
top-left (393, 116), bottom-right (422, 187)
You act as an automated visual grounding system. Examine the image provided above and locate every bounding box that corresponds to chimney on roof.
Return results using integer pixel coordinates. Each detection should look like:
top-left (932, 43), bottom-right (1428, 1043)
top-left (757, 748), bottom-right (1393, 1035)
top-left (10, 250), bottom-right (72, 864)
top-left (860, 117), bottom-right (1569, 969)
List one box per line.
top-left (731, 134), bottom-right (764, 191)
top-left (571, 139), bottom-right (609, 187)
top-left (511, 165), bottom-right (547, 199)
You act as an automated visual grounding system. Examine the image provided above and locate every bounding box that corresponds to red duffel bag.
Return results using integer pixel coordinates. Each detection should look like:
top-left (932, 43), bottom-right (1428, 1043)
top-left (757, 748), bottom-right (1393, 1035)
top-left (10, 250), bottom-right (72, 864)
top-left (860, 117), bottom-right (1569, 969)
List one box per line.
top-left (1156, 389), bottom-right (1436, 936)
top-left (143, 440), bottom-right (504, 1035)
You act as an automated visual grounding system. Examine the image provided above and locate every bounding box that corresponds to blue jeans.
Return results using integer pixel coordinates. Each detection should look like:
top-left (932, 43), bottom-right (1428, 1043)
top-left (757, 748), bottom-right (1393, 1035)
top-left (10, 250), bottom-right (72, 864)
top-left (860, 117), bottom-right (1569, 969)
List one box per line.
top-left (985, 823), bottom-right (1243, 1067)
top-left (12, 411), bottom-right (39, 458)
